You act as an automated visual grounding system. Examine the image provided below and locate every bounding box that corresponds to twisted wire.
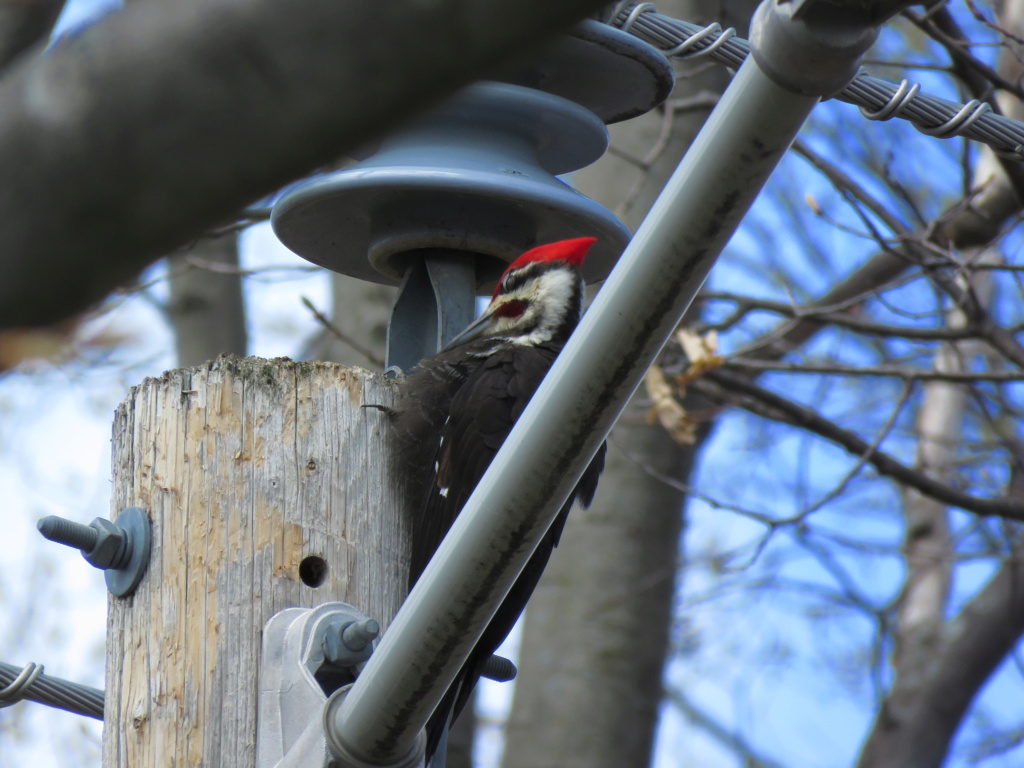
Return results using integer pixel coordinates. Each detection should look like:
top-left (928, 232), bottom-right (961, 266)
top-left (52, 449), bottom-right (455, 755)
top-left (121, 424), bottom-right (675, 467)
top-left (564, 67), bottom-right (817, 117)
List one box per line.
top-left (608, 2), bottom-right (1024, 160)
top-left (0, 661), bottom-right (104, 720)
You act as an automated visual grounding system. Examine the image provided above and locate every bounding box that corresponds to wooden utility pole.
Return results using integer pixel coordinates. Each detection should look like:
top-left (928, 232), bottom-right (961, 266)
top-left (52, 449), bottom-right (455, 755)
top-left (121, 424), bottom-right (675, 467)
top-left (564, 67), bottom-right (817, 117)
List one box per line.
top-left (103, 356), bottom-right (408, 768)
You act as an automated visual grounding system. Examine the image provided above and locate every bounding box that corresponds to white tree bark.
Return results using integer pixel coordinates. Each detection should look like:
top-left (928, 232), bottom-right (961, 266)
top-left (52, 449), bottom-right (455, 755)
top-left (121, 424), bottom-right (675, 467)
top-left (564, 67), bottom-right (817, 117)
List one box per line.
top-left (856, 0), bottom-right (1024, 760)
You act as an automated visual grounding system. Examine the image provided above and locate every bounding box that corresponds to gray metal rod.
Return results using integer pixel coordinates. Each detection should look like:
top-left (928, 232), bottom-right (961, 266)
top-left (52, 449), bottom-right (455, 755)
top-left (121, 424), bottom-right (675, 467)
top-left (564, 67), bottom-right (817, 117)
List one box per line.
top-left (328, 53), bottom-right (822, 767)
top-left (386, 251), bottom-right (477, 371)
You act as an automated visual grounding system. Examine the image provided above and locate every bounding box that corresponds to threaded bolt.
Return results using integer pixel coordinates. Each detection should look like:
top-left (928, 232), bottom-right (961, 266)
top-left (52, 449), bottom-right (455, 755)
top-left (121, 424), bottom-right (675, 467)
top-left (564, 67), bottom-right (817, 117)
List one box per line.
top-left (37, 508), bottom-right (150, 598)
top-left (480, 654), bottom-right (517, 682)
top-left (37, 515), bottom-right (131, 569)
top-left (37, 516), bottom-right (99, 552)
top-left (341, 618), bottom-right (380, 652)
top-left (322, 616), bottom-right (381, 668)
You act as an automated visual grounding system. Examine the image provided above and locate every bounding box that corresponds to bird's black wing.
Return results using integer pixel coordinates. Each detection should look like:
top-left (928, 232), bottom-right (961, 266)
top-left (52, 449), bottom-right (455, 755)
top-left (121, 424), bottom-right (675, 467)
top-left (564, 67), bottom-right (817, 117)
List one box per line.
top-left (408, 344), bottom-right (606, 764)
top-left (445, 376), bottom-right (606, 722)
top-left (407, 344), bottom-right (558, 585)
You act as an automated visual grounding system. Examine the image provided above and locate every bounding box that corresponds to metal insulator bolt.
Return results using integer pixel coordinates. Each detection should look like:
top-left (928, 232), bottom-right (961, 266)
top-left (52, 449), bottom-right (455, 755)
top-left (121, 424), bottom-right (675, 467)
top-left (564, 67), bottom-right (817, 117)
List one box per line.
top-left (322, 617), bottom-right (381, 669)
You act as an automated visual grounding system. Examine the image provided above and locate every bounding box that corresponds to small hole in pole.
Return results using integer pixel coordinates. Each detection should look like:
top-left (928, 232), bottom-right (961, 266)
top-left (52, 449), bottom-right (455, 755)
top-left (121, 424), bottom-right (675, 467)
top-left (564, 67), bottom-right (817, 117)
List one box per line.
top-left (299, 556), bottom-right (328, 587)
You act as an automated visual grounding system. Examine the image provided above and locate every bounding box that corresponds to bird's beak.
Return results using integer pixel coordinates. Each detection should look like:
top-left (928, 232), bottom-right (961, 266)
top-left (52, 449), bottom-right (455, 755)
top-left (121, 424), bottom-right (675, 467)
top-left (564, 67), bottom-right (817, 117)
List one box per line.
top-left (442, 303), bottom-right (499, 350)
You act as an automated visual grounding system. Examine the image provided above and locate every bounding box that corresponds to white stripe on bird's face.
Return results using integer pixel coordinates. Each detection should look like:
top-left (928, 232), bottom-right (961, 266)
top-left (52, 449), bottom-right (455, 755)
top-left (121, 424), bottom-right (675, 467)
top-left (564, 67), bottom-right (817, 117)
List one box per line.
top-left (489, 267), bottom-right (579, 346)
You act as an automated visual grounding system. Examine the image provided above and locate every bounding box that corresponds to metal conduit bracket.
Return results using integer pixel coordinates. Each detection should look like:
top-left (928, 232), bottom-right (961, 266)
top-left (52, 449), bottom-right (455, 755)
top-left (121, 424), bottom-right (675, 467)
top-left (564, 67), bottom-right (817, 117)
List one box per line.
top-left (255, 603), bottom-right (383, 768)
top-left (751, 0), bottom-right (880, 98)
top-left (271, 20), bottom-right (674, 370)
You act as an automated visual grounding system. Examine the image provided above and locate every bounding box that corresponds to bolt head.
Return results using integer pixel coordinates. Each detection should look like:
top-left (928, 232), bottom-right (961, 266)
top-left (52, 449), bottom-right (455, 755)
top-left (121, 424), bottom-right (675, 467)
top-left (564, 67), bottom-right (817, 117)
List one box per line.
top-left (85, 518), bottom-right (129, 569)
top-left (321, 619), bottom-right (376, 668)
top-left (322, 621), bottom-right (346, 666)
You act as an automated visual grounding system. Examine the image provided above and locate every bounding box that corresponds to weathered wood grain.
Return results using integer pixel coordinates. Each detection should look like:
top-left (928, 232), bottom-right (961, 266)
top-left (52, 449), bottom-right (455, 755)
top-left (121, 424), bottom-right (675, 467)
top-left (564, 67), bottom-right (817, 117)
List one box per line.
top-left (104, 357), bottom-right (406, 768)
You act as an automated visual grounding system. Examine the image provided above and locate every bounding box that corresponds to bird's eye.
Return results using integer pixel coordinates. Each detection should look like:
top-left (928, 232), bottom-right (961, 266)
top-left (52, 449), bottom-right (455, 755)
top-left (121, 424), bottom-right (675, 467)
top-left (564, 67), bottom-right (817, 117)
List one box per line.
top-left (494, 300), bottom-right (526, 319)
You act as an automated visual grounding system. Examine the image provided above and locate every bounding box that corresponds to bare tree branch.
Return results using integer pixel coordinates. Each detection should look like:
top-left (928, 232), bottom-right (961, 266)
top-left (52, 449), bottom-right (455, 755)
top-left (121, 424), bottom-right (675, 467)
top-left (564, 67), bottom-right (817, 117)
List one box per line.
top-left (301, 296), bottom-right (385, 368)
top-left (742, 232), bottom-right (1014, 364)
top-left (167, 234), bottom-right (248, 366)
top-left (723, 358), bottom-right (1024, 381)
top-left (664, 686), bottom-right (786, 768)
top-left (698, 291), bottom-right (1001, 340)
top-left (791, 141), bottom-right (1024, 368)
top-left (905, 7), bottom-right (1022, 94)
top-left (693, 369), bottom-right (1024, 520)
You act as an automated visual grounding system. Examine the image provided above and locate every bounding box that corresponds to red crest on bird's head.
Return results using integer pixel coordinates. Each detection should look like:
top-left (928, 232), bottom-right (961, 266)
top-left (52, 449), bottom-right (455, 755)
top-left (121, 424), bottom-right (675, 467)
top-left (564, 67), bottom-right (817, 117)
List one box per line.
top-left (493, 237), bottom-right (597, 299)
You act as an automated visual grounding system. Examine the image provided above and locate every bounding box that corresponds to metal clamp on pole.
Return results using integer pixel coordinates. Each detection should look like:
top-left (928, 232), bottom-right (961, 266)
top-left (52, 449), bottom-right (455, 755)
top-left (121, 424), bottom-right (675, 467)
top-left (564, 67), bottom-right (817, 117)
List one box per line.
top-left (255, 603), bottom-right (385, 768)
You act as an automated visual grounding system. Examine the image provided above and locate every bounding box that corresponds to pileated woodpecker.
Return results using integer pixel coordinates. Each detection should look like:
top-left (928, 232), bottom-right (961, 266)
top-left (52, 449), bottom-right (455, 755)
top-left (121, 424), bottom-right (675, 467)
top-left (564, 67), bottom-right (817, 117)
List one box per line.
top-left (392, 237), bottom-right (606, 764)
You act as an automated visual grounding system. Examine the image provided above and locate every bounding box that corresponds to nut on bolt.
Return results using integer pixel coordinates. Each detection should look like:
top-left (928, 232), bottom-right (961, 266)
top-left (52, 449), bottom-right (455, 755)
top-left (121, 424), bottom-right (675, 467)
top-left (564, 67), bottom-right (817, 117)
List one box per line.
top-left (84, 518), bottom-right (131, 569)
top-left (37, 507), bottom-right (152, 598)
top-left (322, 618), bottom-right (380, 668)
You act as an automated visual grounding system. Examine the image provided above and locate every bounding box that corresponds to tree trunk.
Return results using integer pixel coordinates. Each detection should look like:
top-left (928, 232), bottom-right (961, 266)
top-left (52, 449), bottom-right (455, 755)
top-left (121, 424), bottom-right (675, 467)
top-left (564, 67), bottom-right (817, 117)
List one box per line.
top-left (856, 0), bottom-right (1024, 760)
top-left (103, 357), bottom-right (407, 768)
top-left (856, 253), bottom-right (1019, 768)
top-left (855, 546), bottom-right (1024, 768)
top-left (304, 275), bottom-right (393, 370)
top-left (167, 233), bottom-right (248, 366)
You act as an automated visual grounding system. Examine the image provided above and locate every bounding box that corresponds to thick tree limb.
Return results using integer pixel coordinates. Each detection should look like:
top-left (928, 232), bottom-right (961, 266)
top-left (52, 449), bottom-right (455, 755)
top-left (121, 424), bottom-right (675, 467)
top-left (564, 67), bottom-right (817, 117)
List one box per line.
top-left (0, 0), bottom-right (65, 69)
top-left (856, 541), bottom-right (1024, 768)
top-left (694, 369), bottom-right (1024, 520)
top-left (0, 0), bottom-right (607, 329)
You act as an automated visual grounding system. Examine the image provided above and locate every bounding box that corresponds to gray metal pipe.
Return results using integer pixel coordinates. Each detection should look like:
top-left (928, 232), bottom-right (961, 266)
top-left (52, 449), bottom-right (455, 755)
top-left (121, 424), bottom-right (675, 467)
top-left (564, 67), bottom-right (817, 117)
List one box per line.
top-left (328, 56), bottom-right (819, 767)
top-left (327, 1), bottom-right (881, 757)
